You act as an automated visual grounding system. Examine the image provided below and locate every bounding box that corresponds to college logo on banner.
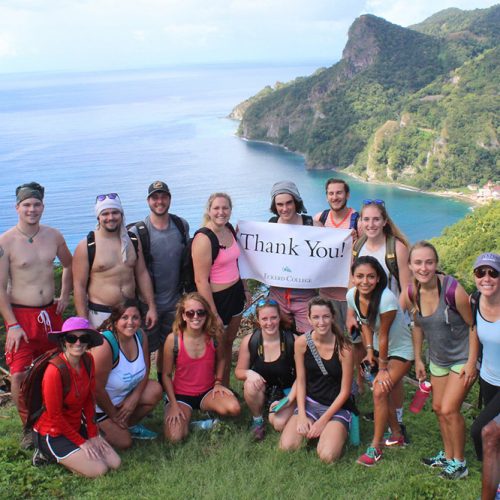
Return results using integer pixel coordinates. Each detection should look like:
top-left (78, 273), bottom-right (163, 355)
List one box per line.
top-left (237, 221), bottom-right (352, 289)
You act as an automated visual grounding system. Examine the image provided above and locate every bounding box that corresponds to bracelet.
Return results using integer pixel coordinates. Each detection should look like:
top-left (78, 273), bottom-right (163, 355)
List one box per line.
top-left (214, 378), bottom-right (223, 385)
top-left (7, 324), bottom-right (21, 330)
top-left (365, 344), bottom-right (373, 350)
top-left (378, 358), bottom-right (389, 364)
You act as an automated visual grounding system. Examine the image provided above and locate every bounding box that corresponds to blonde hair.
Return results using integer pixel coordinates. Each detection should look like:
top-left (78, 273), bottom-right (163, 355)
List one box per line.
top-left (172, 292), bottom-right (220, 338)
top-left (202, 192), bottom-right (233, 226)
top-left (360, 203), bottom-right (409, 248)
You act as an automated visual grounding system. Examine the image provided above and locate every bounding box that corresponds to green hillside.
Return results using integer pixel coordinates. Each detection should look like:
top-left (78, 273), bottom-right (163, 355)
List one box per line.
top-left (237, 5), bottom-right (500, 190)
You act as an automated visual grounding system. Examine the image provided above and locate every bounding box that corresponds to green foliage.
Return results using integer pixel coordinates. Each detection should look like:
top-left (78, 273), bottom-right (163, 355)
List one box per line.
top-left (432, 202), bottom-right (500, 291)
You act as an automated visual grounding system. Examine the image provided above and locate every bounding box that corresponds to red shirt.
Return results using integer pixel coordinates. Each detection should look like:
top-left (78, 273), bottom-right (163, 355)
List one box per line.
top-left (34, 353), bottom-right (98, 446)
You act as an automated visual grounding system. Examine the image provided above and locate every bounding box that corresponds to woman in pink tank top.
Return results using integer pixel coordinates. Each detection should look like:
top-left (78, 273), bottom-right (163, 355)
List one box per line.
top-left (162, 292), bottom-right (240, 443)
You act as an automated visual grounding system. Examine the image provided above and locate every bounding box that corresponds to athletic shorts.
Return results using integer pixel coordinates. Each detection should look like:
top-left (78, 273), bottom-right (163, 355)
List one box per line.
top-left (212, 280), bottom-right (245, 326)
top-left (88, 301), bottom-right (112, 329)
top-left (294, 396), bottom-right (351, 431)
top-left (166, 389), bottom-right (213, 411)
top-left (5, 302), bottom-right (62, 374)
top-left (374, 350), bottom-right (411, 364)
top-left (429, 361), bottom-right (465, 377)
top-left (33, 429), bottom-right (86, 463)
top-left (145, 309), bottom-right (175, 353)
top-left (268, 287), bottom-right (315, 334)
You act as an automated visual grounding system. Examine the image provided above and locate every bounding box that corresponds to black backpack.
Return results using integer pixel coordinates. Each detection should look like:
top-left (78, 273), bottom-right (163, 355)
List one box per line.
top-left (248, 328), bottom-right (295, 374)
top-left (20, 349), bottom-right (92, 432)
top-left (86, 230), bottom-right (139, 270)
top-left (179, 222), bottom-right (237, 294)
top-left (269, 214), bottom-right (314, 226)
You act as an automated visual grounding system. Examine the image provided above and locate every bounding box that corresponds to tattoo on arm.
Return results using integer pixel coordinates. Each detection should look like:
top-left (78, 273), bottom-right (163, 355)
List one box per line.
top-left (0, 245), bottom-right (4, 258)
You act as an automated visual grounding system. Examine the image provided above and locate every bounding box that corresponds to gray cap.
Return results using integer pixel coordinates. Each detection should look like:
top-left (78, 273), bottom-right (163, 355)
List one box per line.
top-left (270, 180), bottom-right (307, 213)
top-left (474, 253), bottom-right (500, 273)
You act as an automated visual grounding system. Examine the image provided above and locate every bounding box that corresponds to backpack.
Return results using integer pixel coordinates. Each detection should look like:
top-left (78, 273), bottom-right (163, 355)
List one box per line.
top-left (20, 349), bottom-right (92, 432)
top-left (352, 234), bottom-right (400, 292)
top-left (268, 214), bottom-right (314, 226)
top-left (86, 230), bottom-right (139, 271)
top-left (248, 328), bottom-right (295, 372)
top-left (102, 329), bottom-right (144, 368)
top-left (470, 290), bottom-right (481, 328)
top-left (407, 275), bottom-right (459, 319)
top-left (319, 209), bottom-right (359, 229)
top-left (179, 222), bottom-right (237, 294)
top-left (126, 214), bottom-right (188, 271)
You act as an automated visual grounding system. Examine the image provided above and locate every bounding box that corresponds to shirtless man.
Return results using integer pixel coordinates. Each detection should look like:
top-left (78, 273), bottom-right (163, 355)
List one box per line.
top-left (0, 182), bottom-right (72, 433)
top-left (268, 181), bottom-right (321, 333)
top-left (73, 193), bottom-right (157, 329)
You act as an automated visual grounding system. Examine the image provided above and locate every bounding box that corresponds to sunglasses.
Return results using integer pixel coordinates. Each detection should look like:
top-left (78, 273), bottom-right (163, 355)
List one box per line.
top-left (363, 199), bottom-right (385, 206)
top-left (96, 193), bottom-right (119, 202)
top-left (65, 333), bottom-right (91, 345)
top-left (184, 309), bottom-right (207, 319)
top-left (256, 298), bottom-right (279, 308)
top-left (474, 267), bottom-right (499, 279)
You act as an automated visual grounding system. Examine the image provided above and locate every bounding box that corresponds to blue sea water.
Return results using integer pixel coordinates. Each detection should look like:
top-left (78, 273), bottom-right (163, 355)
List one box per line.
top-left (0, 63), bottom-right (470, 251)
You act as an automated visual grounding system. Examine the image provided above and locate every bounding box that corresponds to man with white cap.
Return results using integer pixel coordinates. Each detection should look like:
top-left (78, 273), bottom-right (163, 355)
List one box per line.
top-left (267, 181), bottom-right (321, 333)
top-left (73, 193), bottom-right (157, 329)
top-left (0, 182), bottom-right (72, 442)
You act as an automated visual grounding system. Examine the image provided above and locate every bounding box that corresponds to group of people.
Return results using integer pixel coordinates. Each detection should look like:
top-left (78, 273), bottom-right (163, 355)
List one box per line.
top-left (0, 179), bottom-right (498, 498)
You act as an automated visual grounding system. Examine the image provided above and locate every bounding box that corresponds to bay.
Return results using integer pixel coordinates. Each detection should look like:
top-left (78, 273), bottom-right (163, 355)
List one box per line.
top-left (0, 63), bottom-right (470, 251)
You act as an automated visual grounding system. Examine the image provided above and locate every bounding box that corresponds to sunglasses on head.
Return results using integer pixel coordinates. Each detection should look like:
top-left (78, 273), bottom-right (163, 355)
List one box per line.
top-left (96, 193), bottom-right (119, 202)
top-left (363, 199), bottom-right (385, 206)
top-left (474, 267), bottom-right (499, 279)
top-left (65, 333), bottom-right (91, 345)
top-left (256, 298), bottom-right (279, 308)
top-left (184, 309), bottom-right (207, 319)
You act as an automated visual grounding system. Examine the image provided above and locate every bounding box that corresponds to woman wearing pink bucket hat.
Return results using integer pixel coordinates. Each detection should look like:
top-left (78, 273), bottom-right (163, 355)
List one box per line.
top-left (32, 316), bottom-right (121, 477)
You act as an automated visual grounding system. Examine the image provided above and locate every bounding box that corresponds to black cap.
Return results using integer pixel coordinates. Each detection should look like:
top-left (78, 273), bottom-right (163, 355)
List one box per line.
top-left (148, 181), bottom-right (170, 197)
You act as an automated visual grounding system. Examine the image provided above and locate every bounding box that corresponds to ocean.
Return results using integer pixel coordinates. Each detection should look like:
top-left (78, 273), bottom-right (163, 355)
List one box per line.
top-left (0, 63), bottom-right (470, 251)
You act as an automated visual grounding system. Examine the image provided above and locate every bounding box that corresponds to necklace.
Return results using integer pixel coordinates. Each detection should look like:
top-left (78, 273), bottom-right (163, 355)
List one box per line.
top-left (16, 225), bottom-right (40, 243)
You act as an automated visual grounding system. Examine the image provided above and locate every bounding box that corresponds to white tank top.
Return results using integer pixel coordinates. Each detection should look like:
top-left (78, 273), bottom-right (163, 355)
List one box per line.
top-left (359, 240), bottom-right (399, 297)
top-left (96, 332), bottom-right (146, 411)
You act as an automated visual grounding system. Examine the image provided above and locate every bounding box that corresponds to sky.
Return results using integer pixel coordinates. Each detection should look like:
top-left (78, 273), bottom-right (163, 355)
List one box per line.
top-left (0, 0), bottom-right (498, 73)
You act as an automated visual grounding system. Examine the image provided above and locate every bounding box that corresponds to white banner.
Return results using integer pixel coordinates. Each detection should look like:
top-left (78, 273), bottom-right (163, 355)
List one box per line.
top-left (237, 220), bottom-right (352, 288)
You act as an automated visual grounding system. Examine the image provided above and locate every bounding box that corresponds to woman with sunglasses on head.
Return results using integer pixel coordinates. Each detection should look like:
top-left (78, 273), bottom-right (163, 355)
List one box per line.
top-left (404, 241), bottom-right (478, 480)
top-left (470, 254), bottom-right (500, 468)
top-left (279, 297), bottom-right (354, 463)
top-left (32, 317), bottom-right (121, 477)
top-left (162, 292), bottom-right (240, 443)
top-left (235, 298), bottom-right (297, 441)
top-left (347, 257), bottom-right (414, 467)
top-left (191, 192), bottom-right (249, 387)
top-left (92, 300), bottom-right (162, 448)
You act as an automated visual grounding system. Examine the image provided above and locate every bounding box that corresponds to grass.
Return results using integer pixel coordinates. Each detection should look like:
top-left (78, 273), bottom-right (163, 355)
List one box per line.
top-left (0, 377), bottom-right (483, 500)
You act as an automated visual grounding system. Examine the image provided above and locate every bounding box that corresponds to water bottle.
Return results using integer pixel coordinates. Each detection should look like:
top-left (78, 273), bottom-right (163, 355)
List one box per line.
top-left (409, 381), bottom-right (432, 414)
top-left (361, 360), bottom-right (375, 385)
top-left (190, 418), bottom-right (218, 430)
top-left (349, 414), bottom-right (360, 446)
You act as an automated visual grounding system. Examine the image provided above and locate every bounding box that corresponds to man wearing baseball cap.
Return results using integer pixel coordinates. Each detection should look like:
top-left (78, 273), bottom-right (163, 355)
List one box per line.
top-left (129, 181), bottom-right (189, 383)
top-left (0, 182), bottom-right (72, 445)
top-left (73, 193), bottom-right (157, 330)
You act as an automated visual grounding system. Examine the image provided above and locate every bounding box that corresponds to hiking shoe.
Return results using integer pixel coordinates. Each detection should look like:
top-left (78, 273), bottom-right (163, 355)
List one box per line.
top-left (250, 420), bottom-right (266, 441)
top-left (422, 450), bottom-right (448, 468)
top-left (32, 448), bottom-right (52, 467)
top-left (400, 423), bottom-right (410, 445)
top-left (20, 430), bottom-right (34, 450)
top-left (129, 424), bottom-right (158, 440)
top-left (384, 433), bottom-right (406, 447)
top-left (439, 460), bottom-right (468, 480)
top-left (357, 447), bottom-right (382, 467)
top-left (362, 412), bottom-right (374, 422)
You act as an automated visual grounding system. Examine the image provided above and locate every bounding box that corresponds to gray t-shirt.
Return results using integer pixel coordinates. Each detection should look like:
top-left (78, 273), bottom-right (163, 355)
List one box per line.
top-left (131, 214), bottom-right (189, 312)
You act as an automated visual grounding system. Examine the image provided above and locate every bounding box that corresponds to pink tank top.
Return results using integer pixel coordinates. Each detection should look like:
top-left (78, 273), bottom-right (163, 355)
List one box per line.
top-left (209, 237), bottom-right (240, 284)
top-left (173, 332), bottom-right (216, 396)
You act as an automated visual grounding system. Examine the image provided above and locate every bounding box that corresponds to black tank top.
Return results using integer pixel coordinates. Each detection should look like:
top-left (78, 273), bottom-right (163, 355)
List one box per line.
top-left (304, 345), bottom-right (343, 407)
top-left (251, 345), bottom-right (295, 390)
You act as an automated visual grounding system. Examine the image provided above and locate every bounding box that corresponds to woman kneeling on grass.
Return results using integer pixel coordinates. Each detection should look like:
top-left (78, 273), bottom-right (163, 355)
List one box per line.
top-left (279, 297), bottom-right (354, 463)
top-left (347, 256), bottom-right (414, 467)
top-left (93, 300), bottom-right (163, 448)
top-left (235, 298), bottom-right (296, 441)
top-left (33, 317), bottom-right (121, 477)
top-left (162, 292), bottom-right (240, 443)
top-left (405, 241), bottom-right (478, 480)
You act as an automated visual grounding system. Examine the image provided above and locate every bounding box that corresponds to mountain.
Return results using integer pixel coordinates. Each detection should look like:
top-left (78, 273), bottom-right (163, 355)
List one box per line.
top-left (235, 5), bottom-right (499, 189)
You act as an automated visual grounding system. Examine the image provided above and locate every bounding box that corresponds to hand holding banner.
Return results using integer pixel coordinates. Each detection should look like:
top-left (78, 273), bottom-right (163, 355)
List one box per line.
top-left (237, 221), bottom-right (352, 289)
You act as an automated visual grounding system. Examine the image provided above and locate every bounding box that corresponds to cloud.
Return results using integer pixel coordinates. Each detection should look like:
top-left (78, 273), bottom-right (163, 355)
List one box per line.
top-left (0, 33), bottom-right (17, 58)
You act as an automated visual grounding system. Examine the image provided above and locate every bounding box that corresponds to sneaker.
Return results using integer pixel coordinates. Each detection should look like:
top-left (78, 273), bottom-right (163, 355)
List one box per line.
top-left (357, 447), bottom-right (382, 467)
top-left (400, 423), bottom-right (410, 445)
top-left (32, 448), bottom-right (52, 467)
top-left (384, 433), bottom-right (406, 447)
top-left (20, 430), bottom-right (34, 450)
top-left (422, 450), bottom-right (448, 468)
top-left (129, 424), bottom-right (158, 440)
top-left (250, 420), bottom-right (266, 441)
top-left (439, 460), bottom-right (468, 480)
